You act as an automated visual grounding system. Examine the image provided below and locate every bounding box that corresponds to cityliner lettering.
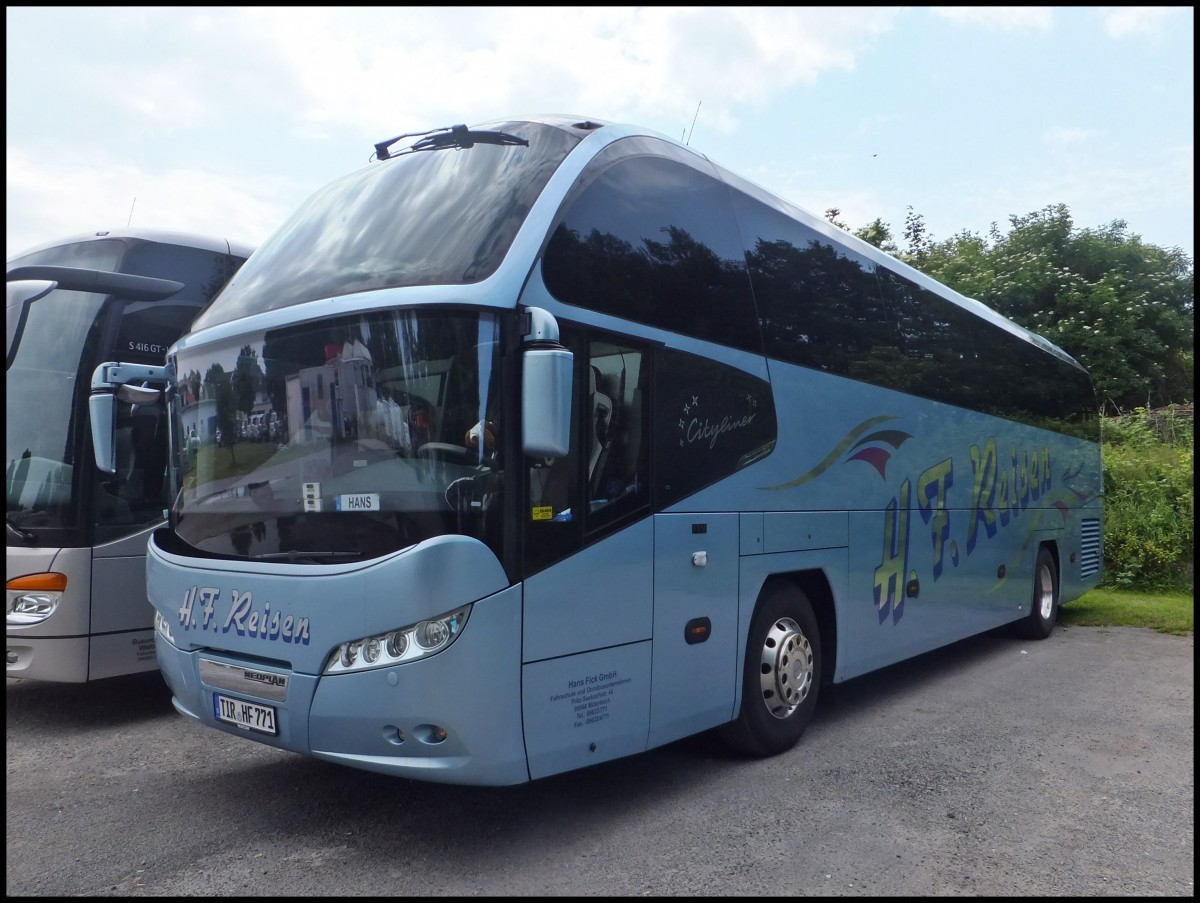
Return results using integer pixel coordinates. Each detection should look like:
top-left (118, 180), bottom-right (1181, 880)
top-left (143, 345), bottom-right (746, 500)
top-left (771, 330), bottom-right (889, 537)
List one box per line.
top-left (176, 586), bottom-right (311, 645)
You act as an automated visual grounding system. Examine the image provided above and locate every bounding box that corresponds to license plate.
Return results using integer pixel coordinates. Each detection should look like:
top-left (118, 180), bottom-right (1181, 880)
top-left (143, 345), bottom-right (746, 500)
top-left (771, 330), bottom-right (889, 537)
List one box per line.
top-left (214, 693), bottom-right (277, 735)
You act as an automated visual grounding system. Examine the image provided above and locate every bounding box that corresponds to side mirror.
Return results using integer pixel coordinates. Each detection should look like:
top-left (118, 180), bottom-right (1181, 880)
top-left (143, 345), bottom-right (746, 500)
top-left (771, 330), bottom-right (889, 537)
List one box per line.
top-left (520, 308), bottom-right (573, 458)
top-left (90, 362), bottom-right (167, 474)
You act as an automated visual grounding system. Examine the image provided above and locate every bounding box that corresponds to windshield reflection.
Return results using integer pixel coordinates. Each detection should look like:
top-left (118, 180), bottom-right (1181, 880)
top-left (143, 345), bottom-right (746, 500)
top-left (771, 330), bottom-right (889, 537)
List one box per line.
top-left (192, 120), bottom-right (581, 330)
top-left (169, 309), bottom-right (506, 562)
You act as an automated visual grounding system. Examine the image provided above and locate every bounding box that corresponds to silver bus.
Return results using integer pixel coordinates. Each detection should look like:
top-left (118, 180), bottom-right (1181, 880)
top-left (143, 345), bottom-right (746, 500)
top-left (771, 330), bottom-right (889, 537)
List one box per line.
top-left (7, 229), bottom-right (252, 682)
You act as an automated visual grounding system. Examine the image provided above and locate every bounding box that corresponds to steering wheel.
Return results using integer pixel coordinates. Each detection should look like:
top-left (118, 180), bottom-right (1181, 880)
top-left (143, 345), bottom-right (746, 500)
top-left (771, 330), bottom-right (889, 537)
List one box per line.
top-left (416, 442), bottom-right (499, 469)
top-left (415, 442), bottom-right (474, 463)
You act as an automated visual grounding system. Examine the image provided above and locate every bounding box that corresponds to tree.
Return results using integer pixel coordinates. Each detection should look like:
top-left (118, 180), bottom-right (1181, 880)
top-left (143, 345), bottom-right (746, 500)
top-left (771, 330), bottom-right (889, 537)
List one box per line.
top-left (825, 208), bottom-right (898, 253)
top-left (203, 363), bottom-right (241, 465)
top-left (854, 217), bottom-right (898, 253)
top-left (231, 344), bottom-right (265, 434)
top-left (901, 206), bottom-right (931, 261)
top-left (824, 207), bottom-right (849, 231)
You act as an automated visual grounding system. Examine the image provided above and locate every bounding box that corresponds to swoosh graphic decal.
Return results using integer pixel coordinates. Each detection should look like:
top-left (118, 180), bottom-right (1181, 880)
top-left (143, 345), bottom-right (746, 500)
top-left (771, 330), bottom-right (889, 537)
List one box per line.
top-left (761, 415), bottom-right (898, 490)
top-left (847, 446), bottom-right (892, 479)
top-left (850, 429), bottom-right (913, 452)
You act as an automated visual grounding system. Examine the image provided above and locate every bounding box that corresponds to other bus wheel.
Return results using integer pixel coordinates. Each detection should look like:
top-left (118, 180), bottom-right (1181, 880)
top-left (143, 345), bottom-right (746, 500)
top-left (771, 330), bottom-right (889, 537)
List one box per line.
top-left (719, 581), bottom-right (821, 758)
top-left (1014, 547), bottom-right (1059, 640)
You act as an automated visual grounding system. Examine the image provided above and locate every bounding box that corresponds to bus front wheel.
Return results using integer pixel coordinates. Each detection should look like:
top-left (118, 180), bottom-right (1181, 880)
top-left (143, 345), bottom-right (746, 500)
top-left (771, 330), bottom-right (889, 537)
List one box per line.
top-left (719, 581), bottom-right (822, 758)
top-left (1014, 546), bottom-right (1059, 640)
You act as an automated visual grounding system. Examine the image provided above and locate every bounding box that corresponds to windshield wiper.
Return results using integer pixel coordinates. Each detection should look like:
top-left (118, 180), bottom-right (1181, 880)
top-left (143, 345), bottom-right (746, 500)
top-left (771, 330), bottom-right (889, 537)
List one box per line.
top-left (251, 549), bottom-right (364, 563)
top-left (6, 517), bottom-right (36, 543)
top-left (374, 124), bottom-right (529, 161)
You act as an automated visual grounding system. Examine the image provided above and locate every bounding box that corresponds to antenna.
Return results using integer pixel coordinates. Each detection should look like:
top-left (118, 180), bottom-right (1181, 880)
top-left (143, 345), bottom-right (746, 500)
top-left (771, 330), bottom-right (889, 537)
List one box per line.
top-left (685, 101), bottom-right (701, 146)
top-left (127, 197), bottom-right (137, 227)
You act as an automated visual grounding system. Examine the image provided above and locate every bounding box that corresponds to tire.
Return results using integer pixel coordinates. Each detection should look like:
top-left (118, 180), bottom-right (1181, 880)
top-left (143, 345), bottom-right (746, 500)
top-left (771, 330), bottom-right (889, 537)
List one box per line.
top-left (719, 581), bottom-right (822, 758)
top-left (1015, 546), bottom-right (1059, 640)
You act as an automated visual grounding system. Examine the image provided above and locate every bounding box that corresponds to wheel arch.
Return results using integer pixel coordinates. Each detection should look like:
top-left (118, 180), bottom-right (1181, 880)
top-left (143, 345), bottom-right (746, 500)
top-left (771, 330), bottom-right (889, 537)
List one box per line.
top-left (1040, 539), bottom-right (1062, 596)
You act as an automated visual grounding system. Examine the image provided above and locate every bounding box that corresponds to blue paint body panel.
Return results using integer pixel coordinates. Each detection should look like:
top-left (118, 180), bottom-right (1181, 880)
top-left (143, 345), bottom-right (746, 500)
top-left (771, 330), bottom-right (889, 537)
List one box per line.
top-left (522, 641), bottom-right (651, 781)
top-left (523, 521), bottom-right (653, 663)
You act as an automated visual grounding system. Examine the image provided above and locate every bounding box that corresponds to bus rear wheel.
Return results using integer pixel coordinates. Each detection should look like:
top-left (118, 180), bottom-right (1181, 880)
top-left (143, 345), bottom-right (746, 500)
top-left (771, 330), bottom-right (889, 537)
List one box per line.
top-left (719, 581), bottom-right (821, 757)
top-left (1014, 547), bottom-right (1059, 640)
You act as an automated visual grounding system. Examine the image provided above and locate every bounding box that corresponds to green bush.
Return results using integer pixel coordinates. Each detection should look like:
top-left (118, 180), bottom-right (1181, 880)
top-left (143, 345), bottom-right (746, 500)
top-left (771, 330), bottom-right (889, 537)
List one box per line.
top-left (1100, 406), bottom-right (1194, 590)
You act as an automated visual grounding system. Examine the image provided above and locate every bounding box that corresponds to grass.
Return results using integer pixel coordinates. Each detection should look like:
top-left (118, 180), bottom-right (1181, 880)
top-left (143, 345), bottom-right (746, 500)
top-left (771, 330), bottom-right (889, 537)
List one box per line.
top-left (1062, 586), bottom-right (1194, 636)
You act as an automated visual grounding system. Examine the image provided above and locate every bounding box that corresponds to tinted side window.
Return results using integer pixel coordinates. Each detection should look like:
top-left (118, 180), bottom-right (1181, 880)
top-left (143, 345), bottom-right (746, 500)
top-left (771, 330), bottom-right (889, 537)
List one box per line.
top-left (728, 183), bottom-right (1097, 438)
top-left (121, 243), bottom-right (245, 306)
top-left (524, 330), bottom-right (654, 575)
top-left (543, 152), bottom-right (762, 354)
top-left (653, 346), bottom-right (776, 506)
top-left (7, 237), bottom-right (125, 272)
top-left (879, 268), bottom-right (1098, 438)
top-left (112, 300), bottom-right (205, 366)
top-left (730, 192), bottom-right (895, 374)
top-left (112, 244), bottom-right (247, 369)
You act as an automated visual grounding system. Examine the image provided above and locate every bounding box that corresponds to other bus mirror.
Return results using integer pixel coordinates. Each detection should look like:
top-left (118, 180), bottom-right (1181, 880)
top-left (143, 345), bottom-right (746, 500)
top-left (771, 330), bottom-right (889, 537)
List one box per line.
top-left (7, 266), bottom-right (183, 371)
top-left (90, 362), bottom-right (168, 474)
top-left (6, 278), bottom-right (57, 369)
top-left (90, 392), bottom-right (116, 474)
top-left (520, 307), bottom-right (573, 458)
top-left (118, 384), bottom-right (162, 406)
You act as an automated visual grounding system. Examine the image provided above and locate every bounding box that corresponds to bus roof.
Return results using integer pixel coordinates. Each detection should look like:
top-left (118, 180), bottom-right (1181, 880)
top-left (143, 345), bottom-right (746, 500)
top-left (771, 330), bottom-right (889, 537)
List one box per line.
top-left (7, 228), bottom-right (255, 266)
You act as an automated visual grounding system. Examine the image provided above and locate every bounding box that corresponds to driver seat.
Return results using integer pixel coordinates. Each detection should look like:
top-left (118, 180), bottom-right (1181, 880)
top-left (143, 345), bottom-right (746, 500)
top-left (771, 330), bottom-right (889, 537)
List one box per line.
top-left (587, 365), bottom-right (613, 493)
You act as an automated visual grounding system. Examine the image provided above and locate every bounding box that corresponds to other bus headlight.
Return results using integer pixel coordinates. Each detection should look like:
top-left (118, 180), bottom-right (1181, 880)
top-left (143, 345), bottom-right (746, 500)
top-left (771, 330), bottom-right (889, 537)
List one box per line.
top-left (323, 605), bottom-right (471, 675)
top-left (7, 572), bottom-right (66, 626)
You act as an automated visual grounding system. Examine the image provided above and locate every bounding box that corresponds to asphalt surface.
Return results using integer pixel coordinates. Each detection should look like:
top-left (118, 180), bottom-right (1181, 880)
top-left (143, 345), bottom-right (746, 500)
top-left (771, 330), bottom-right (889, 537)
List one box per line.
top-left (6, 624), bottom-right (1194, 896)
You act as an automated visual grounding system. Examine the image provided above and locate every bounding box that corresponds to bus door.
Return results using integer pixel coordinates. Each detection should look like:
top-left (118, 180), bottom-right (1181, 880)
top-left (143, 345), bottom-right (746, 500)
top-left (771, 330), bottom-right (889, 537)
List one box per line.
top-left (520, 333), bottom-right (656, 780)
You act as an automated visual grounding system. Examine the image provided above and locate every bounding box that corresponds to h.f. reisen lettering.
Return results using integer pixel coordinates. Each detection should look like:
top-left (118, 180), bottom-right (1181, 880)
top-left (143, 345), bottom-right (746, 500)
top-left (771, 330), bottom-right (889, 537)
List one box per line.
top-left (176, 586), bottom-right (311, 644)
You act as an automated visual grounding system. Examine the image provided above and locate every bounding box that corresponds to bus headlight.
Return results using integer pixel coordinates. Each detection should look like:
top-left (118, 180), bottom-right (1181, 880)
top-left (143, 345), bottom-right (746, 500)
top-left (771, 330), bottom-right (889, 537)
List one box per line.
top-left (323, 605), bottom-right (471, 675)
top-left (7, 573), bottom-right (67, 626)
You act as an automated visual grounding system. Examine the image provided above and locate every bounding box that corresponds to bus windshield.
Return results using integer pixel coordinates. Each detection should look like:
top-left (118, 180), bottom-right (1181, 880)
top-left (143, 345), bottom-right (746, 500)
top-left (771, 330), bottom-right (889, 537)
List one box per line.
top-left (6, 287), bottom-right (106, 535)
top-left (168, 308), bottom-right (506, 563)
top-left (7, 239), bottom-right (125, 537)
top-left (190, 120), bottom-right (582, 331)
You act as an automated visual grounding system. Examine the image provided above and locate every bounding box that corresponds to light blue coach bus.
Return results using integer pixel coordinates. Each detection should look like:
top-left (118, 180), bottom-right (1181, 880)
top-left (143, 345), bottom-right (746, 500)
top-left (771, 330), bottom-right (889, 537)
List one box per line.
top-left (7, 229), bottom-right (252, 682)
top-left (129, 117), bottom-right (1102, 783)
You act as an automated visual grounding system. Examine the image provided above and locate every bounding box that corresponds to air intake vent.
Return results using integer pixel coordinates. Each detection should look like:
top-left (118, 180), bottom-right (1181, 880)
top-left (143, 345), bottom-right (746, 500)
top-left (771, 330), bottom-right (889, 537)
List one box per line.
top-left (1080, 518), bottom-right (1101, 578)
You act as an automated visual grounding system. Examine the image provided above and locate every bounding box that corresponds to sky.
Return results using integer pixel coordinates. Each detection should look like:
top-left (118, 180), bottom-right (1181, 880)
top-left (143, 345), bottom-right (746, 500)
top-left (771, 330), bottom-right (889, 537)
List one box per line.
top-left (6, 6), bottom-right (1195, 263)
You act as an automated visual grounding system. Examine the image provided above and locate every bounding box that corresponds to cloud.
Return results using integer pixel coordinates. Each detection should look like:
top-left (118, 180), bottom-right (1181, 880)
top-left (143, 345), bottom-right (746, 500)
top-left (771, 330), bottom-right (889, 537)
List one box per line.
top-left (928, 7), bottom-right (1054, 32)
top-left (7, 6), bottom-right (908, 256)
top-left (210, 7), bottom-right (902, 139)
top-left (5, 149), bottom-right (297, 258)
top-left (1101, 7), bottom-right (1183, 40)
top-left (7, 6), bottom-right (1191, 262)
